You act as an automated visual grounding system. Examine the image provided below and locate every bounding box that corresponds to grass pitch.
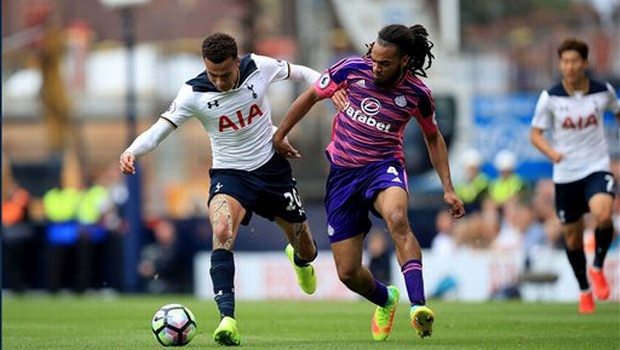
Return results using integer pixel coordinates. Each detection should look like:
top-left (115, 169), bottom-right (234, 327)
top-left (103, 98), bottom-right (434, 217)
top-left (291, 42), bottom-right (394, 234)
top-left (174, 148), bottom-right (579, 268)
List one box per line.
top-left (2, 294), bottom-right (619, 349)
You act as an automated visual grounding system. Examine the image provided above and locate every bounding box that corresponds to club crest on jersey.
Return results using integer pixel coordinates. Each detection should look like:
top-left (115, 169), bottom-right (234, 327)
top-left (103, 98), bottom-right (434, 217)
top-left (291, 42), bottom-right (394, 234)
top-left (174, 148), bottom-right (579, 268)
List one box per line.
top-left (246, 84), bottom-right (257, 99)
top-left (218, 103), bottom-right (264, 132)
top-left (394, 95), bottom-right (407, 108)
top-left (165, 102), bottom-right (176, 114)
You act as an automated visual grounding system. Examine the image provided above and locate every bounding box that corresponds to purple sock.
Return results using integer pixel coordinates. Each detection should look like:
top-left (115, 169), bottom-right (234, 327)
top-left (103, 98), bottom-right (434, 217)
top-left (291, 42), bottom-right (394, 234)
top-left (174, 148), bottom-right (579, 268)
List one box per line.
top-left (402, 259), bottom-right (425, 306)
top-left (362, 279), bottom-right (389, 307)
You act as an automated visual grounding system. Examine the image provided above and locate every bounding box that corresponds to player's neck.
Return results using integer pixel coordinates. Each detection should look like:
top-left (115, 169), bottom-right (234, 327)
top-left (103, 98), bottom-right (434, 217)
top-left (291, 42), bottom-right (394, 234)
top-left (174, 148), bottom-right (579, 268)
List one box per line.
top-left (562, 77), bottom-right (589, 96)
top-left (233, 68), bottom-right (241, 89)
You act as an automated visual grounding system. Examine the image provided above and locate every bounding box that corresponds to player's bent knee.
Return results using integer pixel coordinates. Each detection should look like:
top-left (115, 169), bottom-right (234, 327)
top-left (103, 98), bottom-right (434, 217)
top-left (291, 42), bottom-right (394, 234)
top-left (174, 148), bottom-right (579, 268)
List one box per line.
top-left (337, 266), bottom-right (362, 287)
top-left (385, 212), bottom-right (409, 230)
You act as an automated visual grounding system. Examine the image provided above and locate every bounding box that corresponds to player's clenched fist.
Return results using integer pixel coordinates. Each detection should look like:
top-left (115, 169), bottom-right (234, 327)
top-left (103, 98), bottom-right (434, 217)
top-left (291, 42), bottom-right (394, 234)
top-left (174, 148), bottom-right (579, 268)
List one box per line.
top-left (119, 152), bottom-right (136, 174)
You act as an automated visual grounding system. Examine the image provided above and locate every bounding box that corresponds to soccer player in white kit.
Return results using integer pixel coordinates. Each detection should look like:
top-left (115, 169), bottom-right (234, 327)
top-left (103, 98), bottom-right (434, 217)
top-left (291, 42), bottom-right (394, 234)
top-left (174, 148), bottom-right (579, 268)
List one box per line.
top-left (119, 33), bottom-right (321, 345)
top-left (530, 38), bottom-right (619, 314)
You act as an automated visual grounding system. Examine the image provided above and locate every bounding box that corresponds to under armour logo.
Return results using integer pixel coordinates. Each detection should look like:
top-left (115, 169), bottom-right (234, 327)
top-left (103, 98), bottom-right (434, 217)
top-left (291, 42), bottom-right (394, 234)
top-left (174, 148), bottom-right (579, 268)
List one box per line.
top-left (215, 182), bottom-right (223, 192)
top-left (207, 100), bottom-right (220, 109)
top-left (247, 84), bottom-right (257, 99)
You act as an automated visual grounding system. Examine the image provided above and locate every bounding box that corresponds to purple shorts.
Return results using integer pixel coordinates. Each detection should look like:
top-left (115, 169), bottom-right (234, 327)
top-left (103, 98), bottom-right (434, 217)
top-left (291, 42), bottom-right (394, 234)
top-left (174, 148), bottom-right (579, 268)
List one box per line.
top-left (324, 157), bottom-right (408, 243)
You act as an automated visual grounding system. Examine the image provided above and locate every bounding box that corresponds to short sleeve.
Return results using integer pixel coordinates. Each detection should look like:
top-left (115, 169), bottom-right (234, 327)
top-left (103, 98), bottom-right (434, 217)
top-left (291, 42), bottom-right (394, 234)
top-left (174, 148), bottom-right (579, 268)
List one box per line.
top-left (531, 90), bottom-right (552, 129)
top-left (313, 58), bottom-right (351, 98)
top-left (605, 83), bottom-right (620, 114)
top-left (251, 53), bottom-right (290, 83)
top-left (161, 85), bottom-right (197, 127)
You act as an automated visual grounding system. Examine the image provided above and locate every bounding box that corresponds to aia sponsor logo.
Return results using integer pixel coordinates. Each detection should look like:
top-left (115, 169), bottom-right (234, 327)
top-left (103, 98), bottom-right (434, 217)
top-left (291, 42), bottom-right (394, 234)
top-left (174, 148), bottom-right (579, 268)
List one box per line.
top-left (218, 103), bottom-right (264, 131)
top-left (561, 115), bottom-right (598, 130)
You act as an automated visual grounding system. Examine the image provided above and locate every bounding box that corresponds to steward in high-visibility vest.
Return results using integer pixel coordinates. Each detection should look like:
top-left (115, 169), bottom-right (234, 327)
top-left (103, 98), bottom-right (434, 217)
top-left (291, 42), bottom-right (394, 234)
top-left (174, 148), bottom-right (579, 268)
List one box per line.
top-left (489, 150), bottom-right (528, 205)
top-left (42, 187), bottom-right (83, 245)
top-left (455, 148), bottom-right (489, 212)
top-left (489, 174), bottom-right (527, 205)
top-left (456, 173), bottom-right (490, 211)
top-left (77, 184), bottom-right (109, 242)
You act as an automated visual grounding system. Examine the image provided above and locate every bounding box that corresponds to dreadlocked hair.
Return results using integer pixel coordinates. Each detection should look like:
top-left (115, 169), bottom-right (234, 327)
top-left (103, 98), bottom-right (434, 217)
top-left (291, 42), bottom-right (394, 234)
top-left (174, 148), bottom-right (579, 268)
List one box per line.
top-left (364, 24), bottom-right (435, 77)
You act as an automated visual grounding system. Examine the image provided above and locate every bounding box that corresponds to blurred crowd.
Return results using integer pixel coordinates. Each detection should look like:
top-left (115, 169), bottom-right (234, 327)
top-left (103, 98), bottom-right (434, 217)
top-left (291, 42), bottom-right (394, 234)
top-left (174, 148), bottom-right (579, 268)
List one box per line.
top-left (439, 148), bottom-right (620, 257)
top-left (1, 153), bottom-right (208, 295)
top-left (3, 147), bottom-right (619, 296)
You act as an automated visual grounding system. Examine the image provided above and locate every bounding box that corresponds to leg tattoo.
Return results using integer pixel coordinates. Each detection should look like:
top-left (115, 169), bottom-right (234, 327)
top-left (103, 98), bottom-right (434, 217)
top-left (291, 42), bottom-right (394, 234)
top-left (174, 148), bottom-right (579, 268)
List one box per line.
top-left (211, 195), bottom-right (234, 250)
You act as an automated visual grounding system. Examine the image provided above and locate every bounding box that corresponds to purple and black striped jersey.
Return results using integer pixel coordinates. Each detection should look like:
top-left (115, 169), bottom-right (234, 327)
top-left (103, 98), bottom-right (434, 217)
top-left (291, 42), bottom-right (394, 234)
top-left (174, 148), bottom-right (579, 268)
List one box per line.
top-left (314, 57), bottom-right (438, 168)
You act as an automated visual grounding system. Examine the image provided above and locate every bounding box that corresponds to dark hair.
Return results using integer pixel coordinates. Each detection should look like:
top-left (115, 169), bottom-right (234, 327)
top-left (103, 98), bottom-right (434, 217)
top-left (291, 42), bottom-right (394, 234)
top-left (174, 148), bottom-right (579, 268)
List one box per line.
top-left (201, 33), bottom-right (238, 63)
top-left (557, 38), bottom-right (588, 60)
top-left (364, 24), bottom-right (435, 77)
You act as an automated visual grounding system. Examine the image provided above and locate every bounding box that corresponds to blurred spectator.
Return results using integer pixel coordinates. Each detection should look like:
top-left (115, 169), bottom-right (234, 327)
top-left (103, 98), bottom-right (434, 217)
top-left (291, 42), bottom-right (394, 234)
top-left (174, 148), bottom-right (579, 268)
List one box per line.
top-left (431, 210), bottom-right (457, 256)
top-left (489, 149), bottom-right (528, 206)
top-left (366, 229), bottom-right (392, 285)
top-left (455, 148), bottom-right (490, 213)
top-left (2, 159), bottom-right (34, 293)
top-left (491, 199), bottom-right (526, 252)
top-left (97, 163), bottom-right (130, 290)
top-left (138, 218), bottom-right (187, 294)
top-left (531, 179), bottom-right (556, 224)
top-left (457, 199), bottom-right (501, 250)
top-left (42, 154), bottom-right (84, 293)
top-left (430, 210), bottom-right (458, 298)
top-left (75, 174), bottom-right (110, 292)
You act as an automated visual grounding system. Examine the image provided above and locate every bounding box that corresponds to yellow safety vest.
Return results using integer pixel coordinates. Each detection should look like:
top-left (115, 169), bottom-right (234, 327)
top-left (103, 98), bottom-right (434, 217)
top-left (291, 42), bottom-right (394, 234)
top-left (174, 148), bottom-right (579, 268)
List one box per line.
top-left (456, 174), bottom-right (490, 204)
top-left (77, 185), bottom-right (108, 224)
top-left (489, 175), bottom-right (526, 205)
top-left (42, 187), bottom-right (82, 222)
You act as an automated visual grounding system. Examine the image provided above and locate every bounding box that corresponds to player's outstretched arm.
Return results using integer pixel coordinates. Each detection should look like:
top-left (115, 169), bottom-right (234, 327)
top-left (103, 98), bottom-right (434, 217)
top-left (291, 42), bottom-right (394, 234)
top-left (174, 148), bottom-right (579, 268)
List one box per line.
top-left (273, 87), bottom-right (324, 158)
top-left (119, 118), bottom-right (175, 174)
top-left (288, 63), bottom-right (321, 86)
top-left (423, 130), bottom-right (465, 218)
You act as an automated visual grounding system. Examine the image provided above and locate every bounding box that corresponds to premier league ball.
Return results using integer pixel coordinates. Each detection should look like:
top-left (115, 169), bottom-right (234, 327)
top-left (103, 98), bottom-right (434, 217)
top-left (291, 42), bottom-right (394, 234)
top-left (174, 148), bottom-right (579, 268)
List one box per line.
top-left (151, 303), bottom-right (197, 346)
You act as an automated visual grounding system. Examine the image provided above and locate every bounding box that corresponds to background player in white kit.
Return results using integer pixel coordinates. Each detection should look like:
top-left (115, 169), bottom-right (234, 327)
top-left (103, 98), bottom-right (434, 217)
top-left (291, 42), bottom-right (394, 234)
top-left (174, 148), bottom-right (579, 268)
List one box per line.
top-left (530, 38), bottom-right (619, 314)
top-left (119, 33), bottom-right (323, 346)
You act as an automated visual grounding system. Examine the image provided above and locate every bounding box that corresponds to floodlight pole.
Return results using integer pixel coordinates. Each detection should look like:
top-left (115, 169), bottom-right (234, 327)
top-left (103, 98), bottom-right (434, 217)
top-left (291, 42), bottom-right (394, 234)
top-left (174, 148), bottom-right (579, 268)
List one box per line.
top-left (120, 5), bottom-right (143, 293)
top-left (101, 0), bottom-right (149, 292)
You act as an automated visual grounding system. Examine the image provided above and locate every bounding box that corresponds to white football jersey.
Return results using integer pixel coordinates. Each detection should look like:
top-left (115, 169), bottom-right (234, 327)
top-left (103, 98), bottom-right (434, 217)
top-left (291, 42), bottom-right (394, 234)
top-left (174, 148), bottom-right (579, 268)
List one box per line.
top-left (531, 79), bottom-right (620, 183)
top-left (162, 54), bottom-right (299, 171)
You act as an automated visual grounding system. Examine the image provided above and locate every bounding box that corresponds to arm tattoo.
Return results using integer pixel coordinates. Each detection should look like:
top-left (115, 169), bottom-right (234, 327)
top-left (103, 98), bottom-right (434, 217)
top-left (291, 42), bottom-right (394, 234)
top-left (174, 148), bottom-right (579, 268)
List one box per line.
top-left (211, 195), bottom-right (234, 250)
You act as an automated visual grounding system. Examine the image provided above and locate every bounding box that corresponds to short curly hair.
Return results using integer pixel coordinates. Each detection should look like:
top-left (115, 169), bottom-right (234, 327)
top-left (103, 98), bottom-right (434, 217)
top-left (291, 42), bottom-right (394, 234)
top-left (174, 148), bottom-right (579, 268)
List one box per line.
top-left (557, 38), bottom-right (588, 60)
top-left (201, 33), bottom-right (238, 63)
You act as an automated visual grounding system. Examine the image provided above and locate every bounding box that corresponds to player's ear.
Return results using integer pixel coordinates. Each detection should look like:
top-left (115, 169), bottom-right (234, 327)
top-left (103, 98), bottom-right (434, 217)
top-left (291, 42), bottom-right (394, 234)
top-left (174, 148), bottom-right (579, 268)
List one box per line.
top-left (400, 54), bottom-right (410, 69)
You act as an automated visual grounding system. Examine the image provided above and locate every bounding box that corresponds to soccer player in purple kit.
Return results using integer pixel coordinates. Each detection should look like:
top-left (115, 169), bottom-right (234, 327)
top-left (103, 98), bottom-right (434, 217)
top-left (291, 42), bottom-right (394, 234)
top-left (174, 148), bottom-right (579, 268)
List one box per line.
top-left (274, 24), bottom-right (465, 341)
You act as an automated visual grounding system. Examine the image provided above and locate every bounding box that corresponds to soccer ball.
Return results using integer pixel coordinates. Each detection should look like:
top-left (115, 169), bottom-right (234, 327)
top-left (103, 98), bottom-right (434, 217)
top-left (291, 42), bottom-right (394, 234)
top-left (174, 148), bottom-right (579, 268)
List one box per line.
top-left (151, 303), bottom-right (197, 346)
